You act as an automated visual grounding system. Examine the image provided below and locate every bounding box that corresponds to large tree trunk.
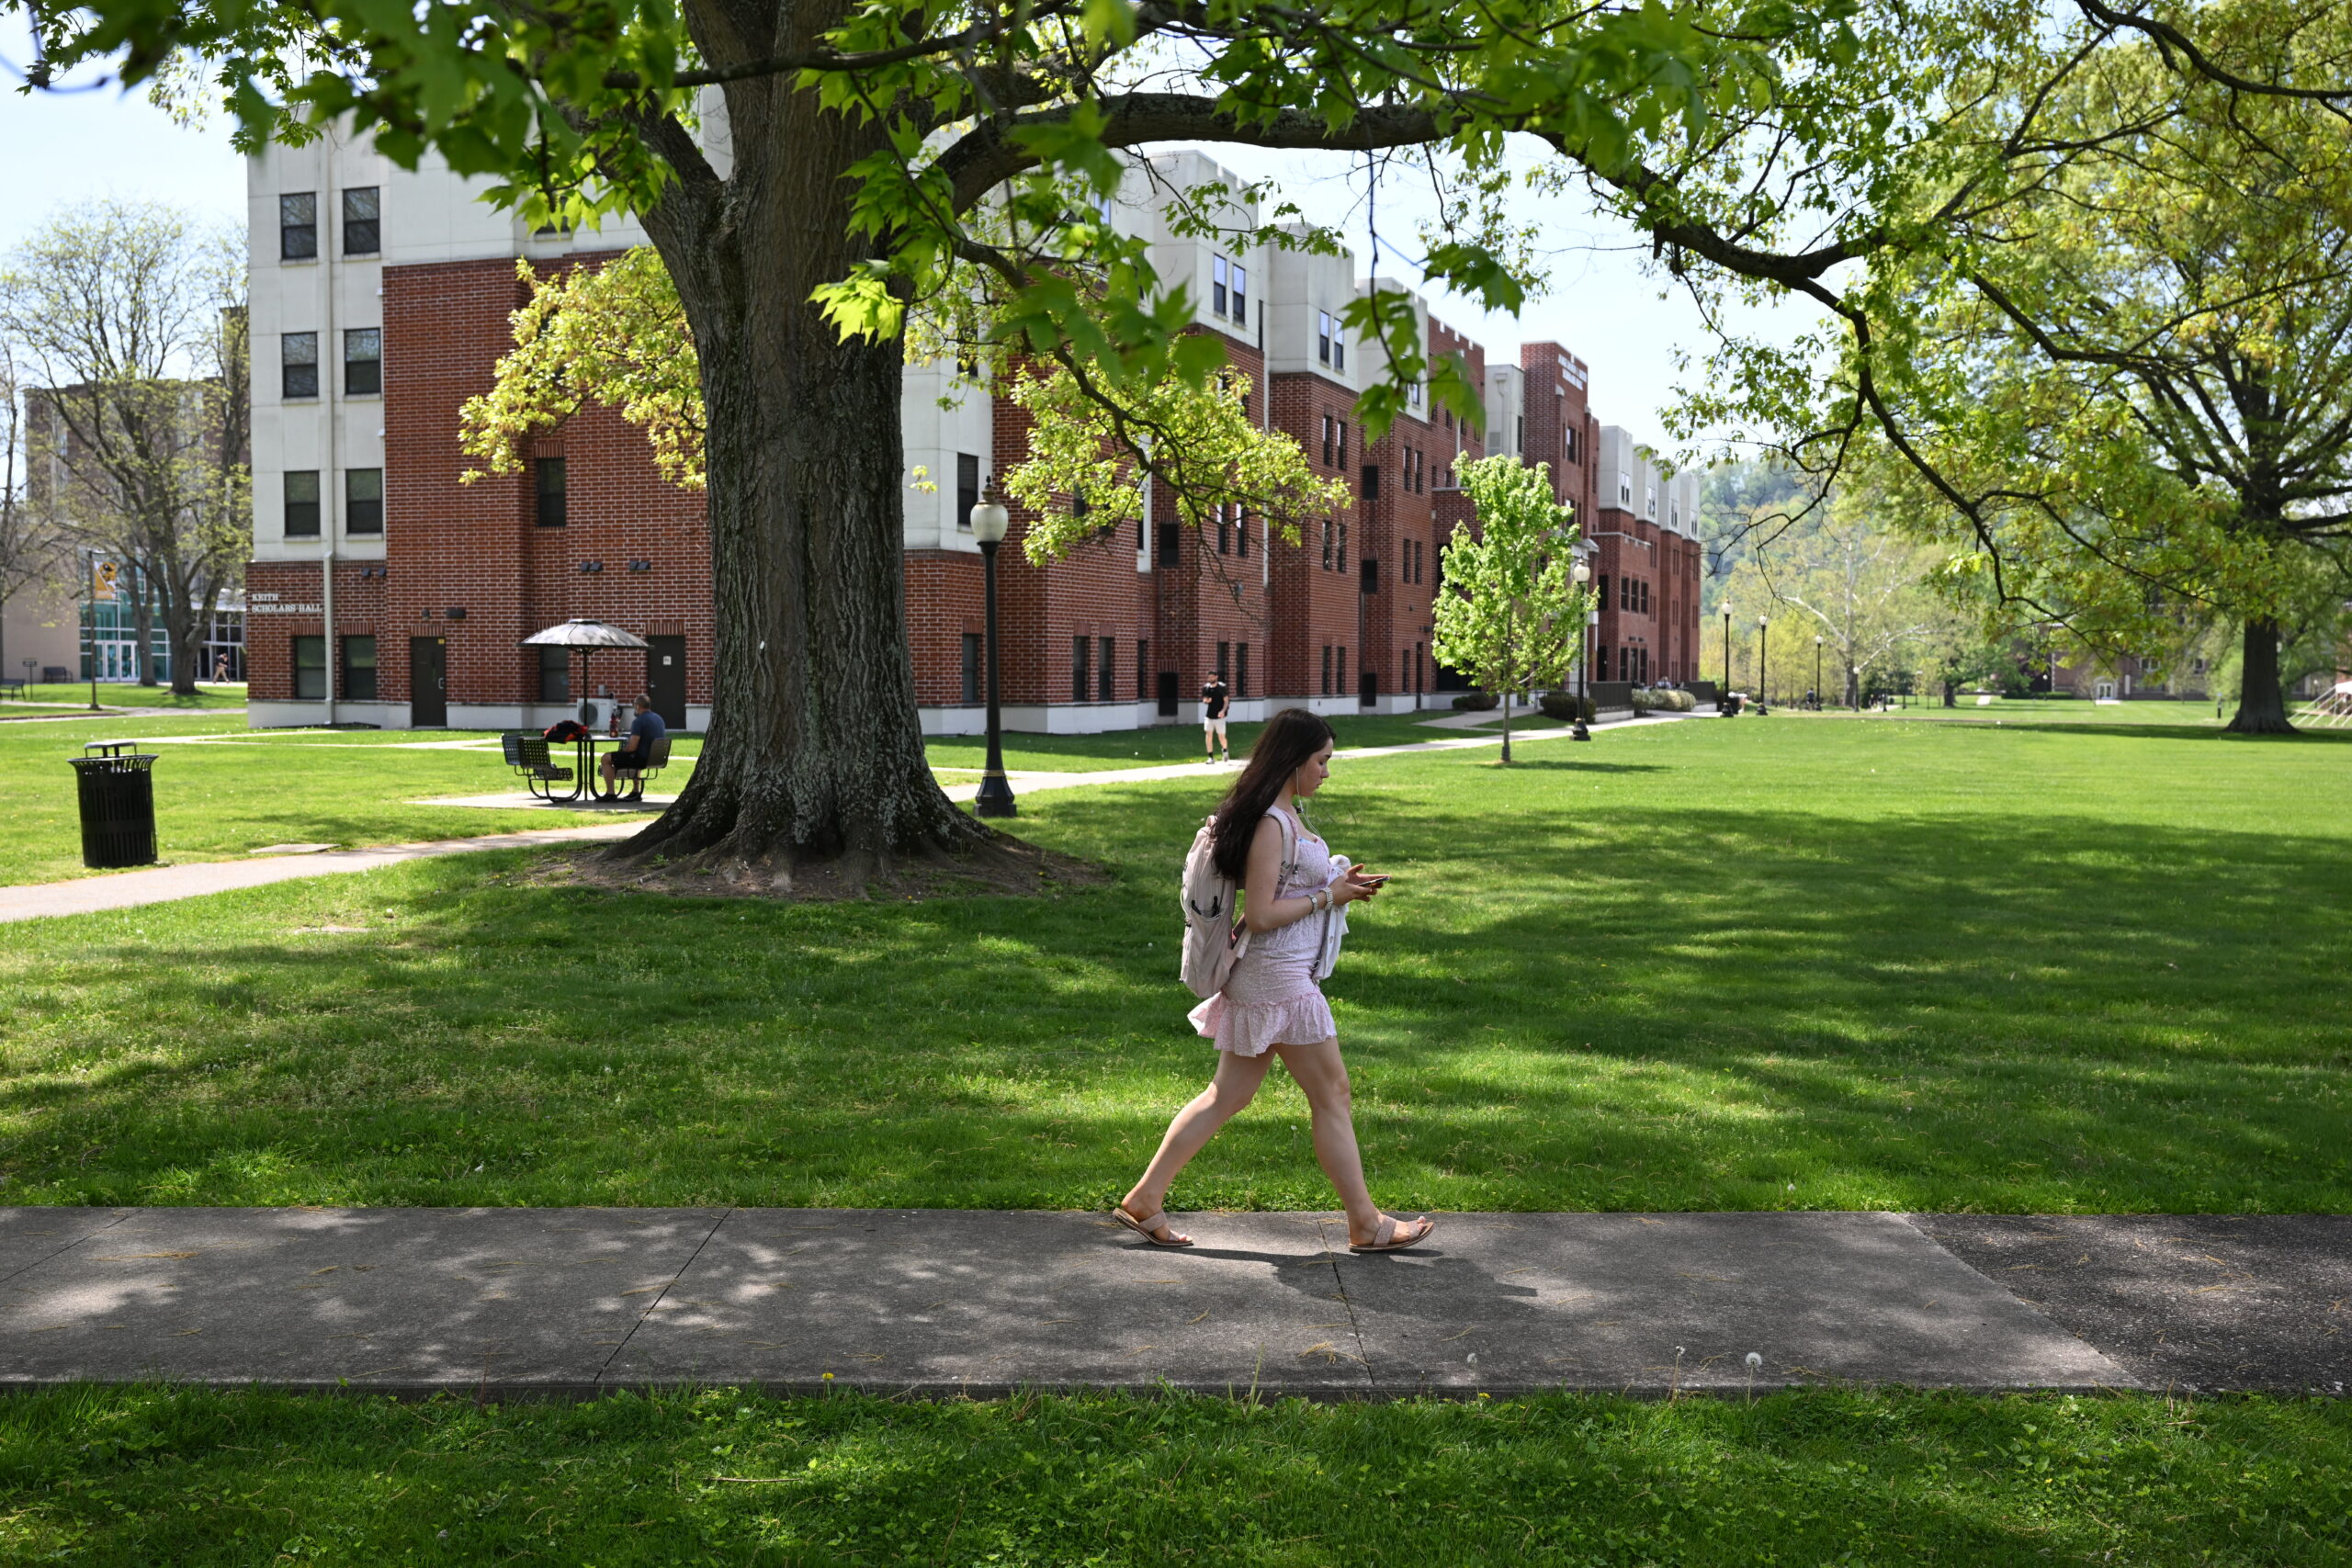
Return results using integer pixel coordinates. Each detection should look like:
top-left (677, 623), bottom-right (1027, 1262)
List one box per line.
top-left (2226, 615), bottom-right (2297, 734)
top-left (616, 66), bottom-right (995, 885)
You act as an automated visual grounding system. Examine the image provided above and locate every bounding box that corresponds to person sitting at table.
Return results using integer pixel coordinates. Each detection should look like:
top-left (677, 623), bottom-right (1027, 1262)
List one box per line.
top-left (601, 694), bottom-right (667, 794)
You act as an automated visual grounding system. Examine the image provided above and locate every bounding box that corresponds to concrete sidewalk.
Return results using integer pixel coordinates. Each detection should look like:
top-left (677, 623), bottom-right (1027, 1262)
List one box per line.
top-left (0, 820), bottom-right (645, 925)
top-left (7, 1207), bottom-right (2338, 1398)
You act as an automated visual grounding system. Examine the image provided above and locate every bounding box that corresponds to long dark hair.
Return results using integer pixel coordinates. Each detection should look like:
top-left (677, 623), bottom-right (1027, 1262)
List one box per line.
top-left (1210, 707), bottom-right (1336, 884)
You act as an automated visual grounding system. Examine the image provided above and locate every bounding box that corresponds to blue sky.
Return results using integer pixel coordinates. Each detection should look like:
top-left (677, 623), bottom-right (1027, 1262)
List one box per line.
top-left (2, 22), bottom-right (1824, 457)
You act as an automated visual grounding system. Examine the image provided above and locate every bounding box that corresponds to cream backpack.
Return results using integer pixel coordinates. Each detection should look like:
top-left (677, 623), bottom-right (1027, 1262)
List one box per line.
top-left (1179, 809), bottom-right (1297, 998)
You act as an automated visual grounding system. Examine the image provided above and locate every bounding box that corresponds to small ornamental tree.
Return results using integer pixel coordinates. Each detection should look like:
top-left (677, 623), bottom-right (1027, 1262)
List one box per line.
top-left (1432, 456), bottom-right (1590, 762)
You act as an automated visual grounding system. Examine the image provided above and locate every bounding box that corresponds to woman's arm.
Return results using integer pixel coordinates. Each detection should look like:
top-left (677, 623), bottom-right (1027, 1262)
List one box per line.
top-left (1240, 815), bottom-right (1383, 934)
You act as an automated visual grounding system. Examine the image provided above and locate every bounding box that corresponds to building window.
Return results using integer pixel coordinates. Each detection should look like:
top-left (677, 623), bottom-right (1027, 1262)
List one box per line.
top-left (956, 452), bottom-right (979, 531)
top-left (1213, 254), bottom-right (1229, 317)
top-left (341, 636), bottom-right (378, 701)
top-left (1321, 415), bottom-right (1334, 468)
top-left (342, 186), bottom-right (380, 255)
top-left (284, 470), bottom-right (321, 537)
top-left (1338, 645), bottom-right (1349, 692)
top-left (279, 193), bottom-right (318, 260)
top-left (535, 457), bottom-right (567, 527)
top-left (1317, 310), bottom-right (1332, 365)
top-left (281, 333), bottom-right (319, 399)
top-left (1236, 507), bottom-right (1250, 558)
top-left (1236, 642), bottom-right (1250, 699)
top-left (344, 328), bottom-right (381, 396)
top-left (960, 633), bottom-right (981, 705)
top-left (1216, 641), bottom-right (1230, 682)
top-left (1338, 522), bottom-right (1348, 572)
top-left (344, 468), bottom-right (383, 535)
top-left (1071, 636), bottom-right (1089, 702)
top-left (1321, 645), bottom-right (1332, 695)
top-left (1337, 422), bottom-right (1348, 467)
top-left (1136, 638), bottom-right (1149, 698)
top-left (537, 645), bottom-right (571, 702)
top-left (1321, 518), bottom-right (1333, 570)
top-left (1232, 264), bottom-right (1248, 322)
top-left (1516, 414), bottom-right (1524, 452)
top-left (1098, 637), bottom-right (1115, 701)
top-left (291, 635), bottom-right (326, 700)
top-left (1597, 575), bottom-right (1609, 611)
top-left (1216, 504), bottom-right (1230, 555)
top-left (1566, 426), bottom-right (1581, 463)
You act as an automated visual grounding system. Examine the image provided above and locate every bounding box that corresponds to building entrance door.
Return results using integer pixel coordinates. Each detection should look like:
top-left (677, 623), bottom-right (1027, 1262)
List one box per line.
top-left (646, 637), bottom-right (687, 728)
top-left (409, 637), bottom-right (447, 727)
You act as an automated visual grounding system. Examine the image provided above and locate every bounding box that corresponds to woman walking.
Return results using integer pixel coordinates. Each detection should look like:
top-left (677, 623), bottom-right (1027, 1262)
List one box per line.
top-left (1116, 707), bottom-right (1434, 1252)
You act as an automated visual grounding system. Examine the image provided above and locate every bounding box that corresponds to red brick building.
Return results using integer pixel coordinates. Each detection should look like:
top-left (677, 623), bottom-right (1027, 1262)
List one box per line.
top-left (243, 141), bottom-right (1703, 731)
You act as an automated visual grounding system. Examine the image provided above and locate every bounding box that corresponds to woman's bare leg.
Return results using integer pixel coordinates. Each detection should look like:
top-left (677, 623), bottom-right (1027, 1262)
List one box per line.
top-left (1122, 1049), bottom-right (1274, 1241)
top-left (1274, 1037), bottom-right (1429, 1247)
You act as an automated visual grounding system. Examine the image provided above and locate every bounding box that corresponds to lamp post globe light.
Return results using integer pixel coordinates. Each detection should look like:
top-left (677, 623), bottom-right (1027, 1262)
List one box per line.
top-left (1571, 558), bottom-right (1593, 740)
top-left (969, 486), bottom-right (1016, 819)
top-left (1756, 614), bottom-right (1770, 715)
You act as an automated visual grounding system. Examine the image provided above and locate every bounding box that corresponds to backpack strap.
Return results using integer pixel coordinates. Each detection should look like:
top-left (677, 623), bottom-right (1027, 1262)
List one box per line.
top-left (1263, 806), bottom-right (1300, 892)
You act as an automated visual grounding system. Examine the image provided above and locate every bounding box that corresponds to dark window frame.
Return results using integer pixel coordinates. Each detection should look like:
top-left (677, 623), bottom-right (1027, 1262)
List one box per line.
top-left (1070, 635), bottom-right (1089, 703)
top-left (1097, 636), bottom-right (1115, 702)
top-left (344, 328), bottom-right (381, 397)
top-left (283, 470), bottom-right (322, 537)
top-left (1236, 643), bottom-right (1249, 700)
top-left (341, 186), bottom-right (380, 255)
top-left (279, 193), bottom-right (318, 260)
top-left (537, 645), bottom-right (572, 702)
top-left (344, 468), bottom-right (383, 535)
top-left (535, 456), bottom-right (568, 527)
top-left (956, 452), bottom-right (979, 532)
top-left (960, 632), bottom-right (981, 705)
top-left (291, 634), bottom-right (327, 700)
top-left (281, 333), bottom-right (319, 400)
top-left (341, 635), bottom-right (379, 701)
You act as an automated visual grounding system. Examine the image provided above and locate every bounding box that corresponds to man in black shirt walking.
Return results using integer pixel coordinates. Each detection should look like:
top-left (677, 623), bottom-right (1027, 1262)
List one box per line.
top-left (1201, 675), bottom-right (1230, 764)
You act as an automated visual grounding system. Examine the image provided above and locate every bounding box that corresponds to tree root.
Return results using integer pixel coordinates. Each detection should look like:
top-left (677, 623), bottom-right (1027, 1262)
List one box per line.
top-left (578, 818), bottom-right (1101, 903)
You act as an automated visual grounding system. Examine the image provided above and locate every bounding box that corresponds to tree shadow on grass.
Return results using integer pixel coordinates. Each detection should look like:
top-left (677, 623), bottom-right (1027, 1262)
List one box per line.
top-left (3, 778), bottom-right (2348, 1214)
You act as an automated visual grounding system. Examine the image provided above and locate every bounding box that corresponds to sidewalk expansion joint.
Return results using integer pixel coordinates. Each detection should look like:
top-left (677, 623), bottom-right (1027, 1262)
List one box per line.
top-left (594, 1206), bottom-right (737, 1389)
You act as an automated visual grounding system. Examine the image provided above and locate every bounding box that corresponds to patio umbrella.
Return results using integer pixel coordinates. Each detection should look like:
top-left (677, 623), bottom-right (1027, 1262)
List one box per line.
top-left (521, 619), bottom-right (650, 713)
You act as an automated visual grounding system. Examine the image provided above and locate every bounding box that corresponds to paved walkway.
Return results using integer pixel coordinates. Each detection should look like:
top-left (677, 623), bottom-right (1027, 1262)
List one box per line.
top-left (5, 1207), bottom-right (2339, 1397)
top-left (0, 821), bottom-right (645, 924)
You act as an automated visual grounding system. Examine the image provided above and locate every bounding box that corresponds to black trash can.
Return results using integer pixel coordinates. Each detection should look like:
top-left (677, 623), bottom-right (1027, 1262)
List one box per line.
top-left (70, 742), bottom-right (159, 869)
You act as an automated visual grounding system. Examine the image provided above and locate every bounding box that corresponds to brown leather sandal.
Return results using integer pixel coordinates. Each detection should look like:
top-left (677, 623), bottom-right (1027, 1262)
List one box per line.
top-left (1113, 1206), bottom-right (1193, 1247)
top-left (1348, 1214), bottom-right (1435, 1253)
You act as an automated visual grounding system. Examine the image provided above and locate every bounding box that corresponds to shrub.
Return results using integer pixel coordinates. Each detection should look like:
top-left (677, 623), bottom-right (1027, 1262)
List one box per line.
top-left (1631, 687), bottom-right (1697, 713)
top-left (1539, 690), bottom-right (1594, 721)
top-left (1451, 691), bottom-right (1498, 711)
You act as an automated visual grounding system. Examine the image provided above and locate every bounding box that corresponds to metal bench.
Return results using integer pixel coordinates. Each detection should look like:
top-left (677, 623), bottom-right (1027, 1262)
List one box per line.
top-left (610, 735), bottom-right (672, 800)
top-left (502, 732), bottom-right (577, 800)
top-left (0, 679), bottom-right (26, 699)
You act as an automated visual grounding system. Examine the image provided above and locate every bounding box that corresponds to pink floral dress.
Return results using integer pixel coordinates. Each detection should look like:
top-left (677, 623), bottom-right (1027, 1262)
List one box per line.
top-left (1187, 806), bottom-right (1340, 1055)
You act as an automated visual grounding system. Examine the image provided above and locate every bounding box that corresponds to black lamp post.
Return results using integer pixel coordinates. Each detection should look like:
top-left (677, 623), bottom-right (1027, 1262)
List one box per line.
top-left (1720, 604), bottom-right (1734, 714)
top-left (969, 485), bottom-right (1016, 818)
top-left (1571, 558), bottom-right (1593, 739)
top-left (1755, 614), bottom-right (1770, 715)
top-left (1814, 634), bottom-right (1823, 710)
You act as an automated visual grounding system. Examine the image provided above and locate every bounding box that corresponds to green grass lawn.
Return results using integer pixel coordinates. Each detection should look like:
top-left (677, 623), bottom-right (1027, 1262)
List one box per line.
top-left (6, 1384), bottom-right (2346, 1565)
top-left (9, 682), bottom-right (251, 709)
top-left (5, 716), bottom-right (2346, 1213)
top-left (0, 715), bottom-right (663, 886)
top-left (10, 715), bottom-right (2349, 1563)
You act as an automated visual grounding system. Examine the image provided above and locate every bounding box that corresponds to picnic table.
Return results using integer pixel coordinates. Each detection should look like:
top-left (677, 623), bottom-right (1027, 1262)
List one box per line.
top-left (503, 730), bottom-right (673, 804)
